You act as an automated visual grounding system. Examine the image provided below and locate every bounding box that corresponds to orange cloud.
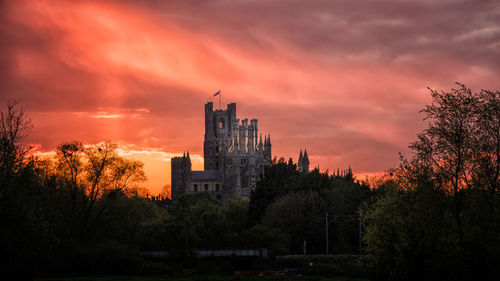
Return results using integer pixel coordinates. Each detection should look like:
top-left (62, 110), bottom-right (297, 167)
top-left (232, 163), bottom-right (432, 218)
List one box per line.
top-left (2, 0), bottom-right (499, 194)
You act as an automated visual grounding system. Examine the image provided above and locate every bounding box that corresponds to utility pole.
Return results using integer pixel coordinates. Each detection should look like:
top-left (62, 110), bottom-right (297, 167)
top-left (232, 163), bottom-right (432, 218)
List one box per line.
top-left (325, 212), bottom-right (328, 255)
top-left (358, 212), bottom-right (362, 255)
top-left (325, 212), bottom-right (337, 255)
top-left (326, 212), bottom-right (362, 255)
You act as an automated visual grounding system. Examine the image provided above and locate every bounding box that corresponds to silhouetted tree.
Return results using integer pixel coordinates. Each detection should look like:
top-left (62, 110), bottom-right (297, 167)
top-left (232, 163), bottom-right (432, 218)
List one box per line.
top-left (364, 84), bottom-right (500, 281)
top-left (0, 101), bottom-right (32, 177)
top-left (248, 157), bottom-right (299, 225)
top-left (54, 141), bottom-right (147, 239)
top-left (263, 191), bottom-right (327, 254)
top-left (250, 157), bottom-right (372, 254)
top-left (0, 102), bottom-right (54, 278)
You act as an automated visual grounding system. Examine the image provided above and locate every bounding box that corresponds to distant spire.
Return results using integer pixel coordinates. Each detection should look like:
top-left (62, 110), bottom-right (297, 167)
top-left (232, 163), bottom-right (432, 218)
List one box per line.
top-left (298, 148), bottom-right (309, 172)
top-left (187, 150), bottom-right (190, 159)
top-left (302, 148), bottom-right (310, 172)
top-left (259, 134), bottom-right (263, 150)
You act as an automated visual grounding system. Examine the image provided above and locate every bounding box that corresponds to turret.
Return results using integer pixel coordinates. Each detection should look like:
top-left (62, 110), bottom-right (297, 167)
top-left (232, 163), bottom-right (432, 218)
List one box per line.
top-left (234, 123), bottom-right (239, 152)
top-left (239, 119), bottom-right (248, 152)
top-left (248, 123), bottom-right (255, 153)
top-left (227, 103), bottom-right (236, 120)
top-left (171, 153), bottom-right (192, 199)
top-left (250, 119), bottom-right (258, 152)
top-left (264, 134), bottom-right (271, 161)
top-left (232, 119), bottom-right (239, 152)
top-left (205, 102), bottom-right (214, 138)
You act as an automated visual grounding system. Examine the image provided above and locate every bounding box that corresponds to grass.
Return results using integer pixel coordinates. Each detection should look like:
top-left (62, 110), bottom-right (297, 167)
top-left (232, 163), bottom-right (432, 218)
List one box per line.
top-left (36, 274), bottom-right (369, 281)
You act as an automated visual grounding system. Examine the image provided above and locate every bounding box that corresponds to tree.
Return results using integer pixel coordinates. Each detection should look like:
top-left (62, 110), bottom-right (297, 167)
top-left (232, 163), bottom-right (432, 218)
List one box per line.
top-left (160, 184), bottom-right (171, 199)
top-left (473, 88), bottom-right (500, 193)
top-left (241, 225), bottom-right (290, 255)
top-left (250, 157), bottom-right (373, 254)
top-left (248, 157), bottom-right (299, 225)
top-left (409, 83), bottom-right (499, 194)
top-left (409, 83), bottom-right (500, 244)
top-left (54, 141), bottom-right (147, 238)
top-left (263, 191), bottom-right (327, 254)
top-left (363, 187), bottom-right (450, 281)
top-left (0, 102), bottom-right (56, 279)
top-left (0, 101), bottom-right (32, 177)
top-left (364, 84), bottom-right (500, 281)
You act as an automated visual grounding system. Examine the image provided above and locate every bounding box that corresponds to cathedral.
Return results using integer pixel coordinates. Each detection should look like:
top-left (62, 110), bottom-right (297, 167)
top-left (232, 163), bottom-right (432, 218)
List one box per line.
top-left (171, 102), bottom-right (272, 203)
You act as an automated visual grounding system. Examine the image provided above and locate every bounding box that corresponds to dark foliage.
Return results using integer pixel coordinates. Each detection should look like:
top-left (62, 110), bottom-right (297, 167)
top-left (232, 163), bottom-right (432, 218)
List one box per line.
top-left (364, 84), bottom-right (500, 281)
top-left (2, 83), bottom-right (498, 280)
top-left (249, 157), bottom-right (372, 255)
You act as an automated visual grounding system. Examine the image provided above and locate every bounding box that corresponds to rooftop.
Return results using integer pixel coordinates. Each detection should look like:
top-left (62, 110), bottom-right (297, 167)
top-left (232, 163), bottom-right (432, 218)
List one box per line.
top-left (191, 170), bottom-right (220, 181)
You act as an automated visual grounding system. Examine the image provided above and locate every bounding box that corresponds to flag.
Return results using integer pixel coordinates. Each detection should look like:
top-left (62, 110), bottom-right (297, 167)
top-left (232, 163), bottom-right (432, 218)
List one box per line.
top-left (213, 90), bottom-right (220, 97)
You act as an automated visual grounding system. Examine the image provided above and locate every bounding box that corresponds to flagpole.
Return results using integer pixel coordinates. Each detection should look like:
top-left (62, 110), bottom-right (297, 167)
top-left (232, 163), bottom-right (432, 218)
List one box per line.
top-left (212, 90), bottom-right (221, 109)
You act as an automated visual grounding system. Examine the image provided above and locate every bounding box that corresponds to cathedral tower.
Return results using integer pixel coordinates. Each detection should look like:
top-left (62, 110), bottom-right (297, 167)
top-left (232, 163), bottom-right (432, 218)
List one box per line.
top-left (172, 101), bottom-right (272, 202)
top-left (171, 151), bottom-right (191, 199)
top-left (203, 102), bottom-right (236, 170)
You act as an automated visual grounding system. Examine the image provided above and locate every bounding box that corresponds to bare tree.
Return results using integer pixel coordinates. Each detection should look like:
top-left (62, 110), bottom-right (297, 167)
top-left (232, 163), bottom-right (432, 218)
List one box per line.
top-left (0, 101), bottom-right (33, 176)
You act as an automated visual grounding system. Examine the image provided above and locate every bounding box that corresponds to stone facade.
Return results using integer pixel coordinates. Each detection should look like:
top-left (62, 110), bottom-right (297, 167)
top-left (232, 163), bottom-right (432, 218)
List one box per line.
top-left (171, 102), bottom-right (272, 203)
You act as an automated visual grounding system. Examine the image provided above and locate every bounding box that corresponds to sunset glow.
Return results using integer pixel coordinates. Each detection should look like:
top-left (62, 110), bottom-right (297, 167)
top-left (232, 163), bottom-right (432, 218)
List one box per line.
top-left (2, 0), bottom-right (499, 194)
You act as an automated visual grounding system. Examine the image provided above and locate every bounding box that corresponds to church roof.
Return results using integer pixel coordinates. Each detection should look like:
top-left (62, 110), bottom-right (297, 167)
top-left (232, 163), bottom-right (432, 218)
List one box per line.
top-left (191, 170), bottom-right (220, 181)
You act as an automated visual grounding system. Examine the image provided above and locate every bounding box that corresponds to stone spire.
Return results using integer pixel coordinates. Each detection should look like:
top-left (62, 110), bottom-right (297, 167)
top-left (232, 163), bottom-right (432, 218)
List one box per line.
top-left (264, 134), bottom-right (272, 161)
top-left (298, 148), bottom-right (310, 172)
top-left (303, 149), bottom-right (309, 172)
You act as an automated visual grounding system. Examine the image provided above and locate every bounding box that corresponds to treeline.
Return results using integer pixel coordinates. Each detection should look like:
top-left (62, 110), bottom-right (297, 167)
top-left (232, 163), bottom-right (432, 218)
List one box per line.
top-left (0, 102), bottom-right (165, 278)
top-left (249, 160), bottom-right (372, 255)
top-left (0, 101), bottom-right (372, 279)
top-left (1, 83), bottom-right (499, 280)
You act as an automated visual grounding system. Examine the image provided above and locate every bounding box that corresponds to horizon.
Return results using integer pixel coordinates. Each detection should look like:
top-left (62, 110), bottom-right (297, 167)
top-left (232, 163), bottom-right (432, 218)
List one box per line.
top-left (2, 0), bottom-right (499, 194)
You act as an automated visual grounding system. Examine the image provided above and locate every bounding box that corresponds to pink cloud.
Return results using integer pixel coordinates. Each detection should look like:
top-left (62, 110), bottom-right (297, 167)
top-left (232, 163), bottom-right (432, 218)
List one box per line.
top-left (1, 0), bottom-right (499, 193)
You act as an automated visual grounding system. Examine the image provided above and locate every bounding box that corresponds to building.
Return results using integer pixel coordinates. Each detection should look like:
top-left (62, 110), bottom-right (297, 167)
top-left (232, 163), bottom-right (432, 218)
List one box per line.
top-left (171, 102), bottom-right (272, 203)
top-left (298, 148), bottom-right (310, 172)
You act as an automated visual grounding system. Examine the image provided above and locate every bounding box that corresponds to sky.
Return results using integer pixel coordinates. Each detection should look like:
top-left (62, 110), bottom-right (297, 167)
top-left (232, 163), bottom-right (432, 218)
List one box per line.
top-left (1, 0), bottom-right (499, 194)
